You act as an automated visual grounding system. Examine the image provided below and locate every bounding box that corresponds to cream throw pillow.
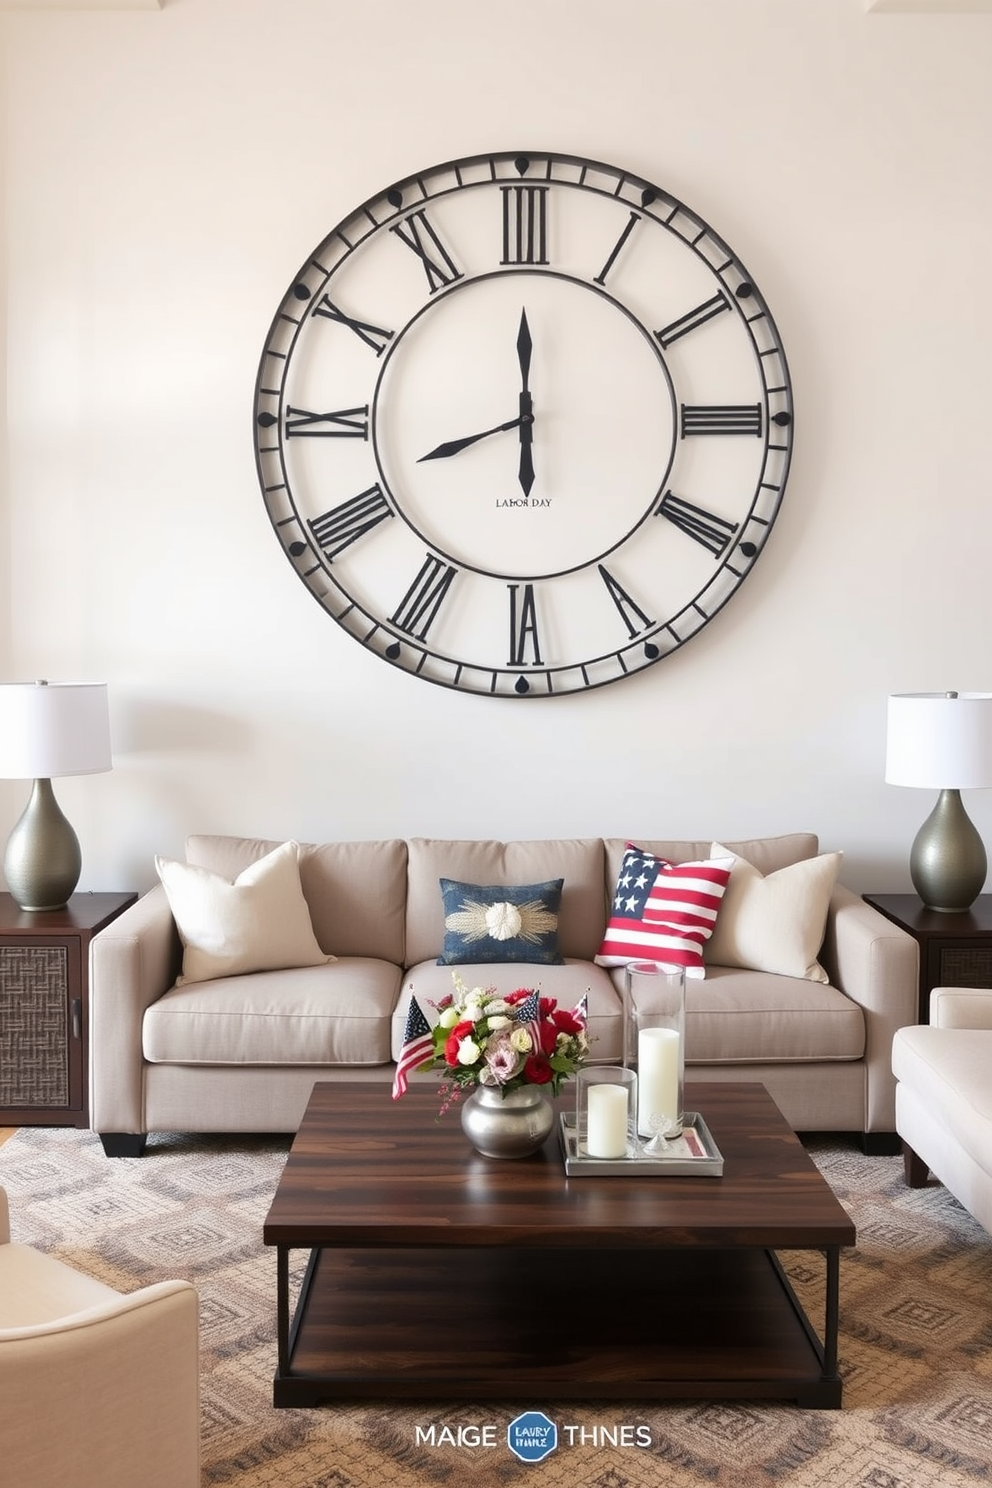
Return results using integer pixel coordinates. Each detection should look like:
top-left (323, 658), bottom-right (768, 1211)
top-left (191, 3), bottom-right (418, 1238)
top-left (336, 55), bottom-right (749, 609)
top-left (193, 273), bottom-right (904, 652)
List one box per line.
top-left (155, 840), bottom-right (332, 985)
top-left (704, 843), bottom-right (842, 983)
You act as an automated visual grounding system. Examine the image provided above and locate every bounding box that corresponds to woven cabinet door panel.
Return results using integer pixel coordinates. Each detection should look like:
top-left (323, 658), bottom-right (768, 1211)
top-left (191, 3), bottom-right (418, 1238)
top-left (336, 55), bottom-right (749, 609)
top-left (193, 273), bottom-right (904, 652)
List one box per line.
top-left (0, 945), bottom-right (70, 1107)
top-left (937, 946), bottom-right (992, 990)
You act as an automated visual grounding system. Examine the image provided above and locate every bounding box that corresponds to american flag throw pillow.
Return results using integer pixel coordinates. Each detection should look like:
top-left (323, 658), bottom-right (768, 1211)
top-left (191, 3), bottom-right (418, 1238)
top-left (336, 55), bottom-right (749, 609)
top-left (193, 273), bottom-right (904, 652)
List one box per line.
top-left (595, 844), bottom-right (733, 977)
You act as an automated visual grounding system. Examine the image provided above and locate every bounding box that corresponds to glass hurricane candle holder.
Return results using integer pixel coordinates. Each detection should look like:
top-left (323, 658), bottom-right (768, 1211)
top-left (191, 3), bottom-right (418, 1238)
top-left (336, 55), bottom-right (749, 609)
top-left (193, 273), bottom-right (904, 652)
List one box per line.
top-left (623, 961), bottom-right (686, 1147)
top-left (575, 1066), bottom-right (638, 1160)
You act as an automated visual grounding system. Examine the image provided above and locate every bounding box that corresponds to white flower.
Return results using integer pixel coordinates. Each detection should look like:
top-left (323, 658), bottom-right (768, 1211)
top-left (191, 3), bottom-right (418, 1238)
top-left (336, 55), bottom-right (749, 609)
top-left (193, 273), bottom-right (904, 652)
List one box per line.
top-left (487, 1015), bottom-right (512, 1031)
top-left (510, 1027), bottom-right (533, 1054)
top-left (456, 1036), bottom-right (481, 1065)
top-left (484, 999), bottom-right (511, 1015)
top-left (438, 1006), bottom-right (461, 1029)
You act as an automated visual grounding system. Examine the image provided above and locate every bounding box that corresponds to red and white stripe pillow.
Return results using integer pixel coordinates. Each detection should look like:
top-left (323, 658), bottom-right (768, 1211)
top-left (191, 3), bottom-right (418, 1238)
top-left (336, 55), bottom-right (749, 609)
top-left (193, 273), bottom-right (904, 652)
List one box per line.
top-left (595, 844), bottom-right (733, 977)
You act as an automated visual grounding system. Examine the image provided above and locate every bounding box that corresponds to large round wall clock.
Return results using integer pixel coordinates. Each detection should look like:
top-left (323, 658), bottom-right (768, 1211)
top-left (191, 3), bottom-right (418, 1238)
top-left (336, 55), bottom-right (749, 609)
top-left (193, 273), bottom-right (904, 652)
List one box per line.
top-left (253, 150), bottom-right (794, 698)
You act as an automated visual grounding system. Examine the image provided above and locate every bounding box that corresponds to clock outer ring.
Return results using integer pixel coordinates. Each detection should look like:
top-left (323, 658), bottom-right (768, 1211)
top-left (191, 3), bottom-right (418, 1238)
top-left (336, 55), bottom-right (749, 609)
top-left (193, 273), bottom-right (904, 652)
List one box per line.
top-left (252, 149), bottom-right (795, 698)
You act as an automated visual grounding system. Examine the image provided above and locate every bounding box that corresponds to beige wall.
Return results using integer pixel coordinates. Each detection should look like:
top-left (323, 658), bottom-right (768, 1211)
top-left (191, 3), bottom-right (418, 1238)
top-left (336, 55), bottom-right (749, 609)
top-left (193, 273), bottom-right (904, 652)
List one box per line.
top-left (1, 0), bottom-right (991, 895)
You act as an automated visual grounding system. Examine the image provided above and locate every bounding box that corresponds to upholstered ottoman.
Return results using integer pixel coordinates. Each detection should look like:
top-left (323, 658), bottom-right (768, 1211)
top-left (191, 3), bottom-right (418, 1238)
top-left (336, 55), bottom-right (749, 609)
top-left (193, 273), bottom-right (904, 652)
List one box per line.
top-left (891, 987), bottom-right (992, 1236)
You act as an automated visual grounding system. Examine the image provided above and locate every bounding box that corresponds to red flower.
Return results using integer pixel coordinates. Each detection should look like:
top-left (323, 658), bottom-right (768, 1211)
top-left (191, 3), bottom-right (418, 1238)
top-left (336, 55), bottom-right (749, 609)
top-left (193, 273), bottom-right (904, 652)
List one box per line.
top-left (539, 1022), bottom-right (559, 1056)
top-left (505, 989), bottom-right (530, 1005)
top-left (539, 996), bottom-right (558, 1016)
top-left (552, 1009), bottom-right (583, 1036)
top-left (444, 1019), bottom-right (476, 1065)
top-left (524, 1054), bottom-right (553, 1084)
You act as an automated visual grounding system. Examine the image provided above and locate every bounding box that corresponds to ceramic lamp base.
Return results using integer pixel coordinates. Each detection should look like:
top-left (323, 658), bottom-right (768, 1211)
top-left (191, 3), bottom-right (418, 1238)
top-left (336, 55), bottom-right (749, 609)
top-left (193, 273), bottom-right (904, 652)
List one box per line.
top-left (910, 788), bottom-right (987, 913)
top-left (3, 777), bottom-right (82, 911)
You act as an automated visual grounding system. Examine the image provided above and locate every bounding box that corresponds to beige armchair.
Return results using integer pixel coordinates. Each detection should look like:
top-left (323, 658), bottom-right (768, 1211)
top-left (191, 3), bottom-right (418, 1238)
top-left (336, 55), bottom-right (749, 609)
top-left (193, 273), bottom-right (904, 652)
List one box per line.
top-left (0, 1186), bottom-right (200, 1488)
top-left (892, 987), bottom-right (992, 1236)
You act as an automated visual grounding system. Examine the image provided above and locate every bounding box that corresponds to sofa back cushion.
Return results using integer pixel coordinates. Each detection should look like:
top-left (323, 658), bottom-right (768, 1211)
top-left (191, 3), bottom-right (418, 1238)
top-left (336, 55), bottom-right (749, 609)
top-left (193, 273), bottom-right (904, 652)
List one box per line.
top-left (603, 834), bottom-right (819, 896)
top-left (185, 835), bottom-right (408, 963)
top-left (405, 838), bottom-right (607, 966)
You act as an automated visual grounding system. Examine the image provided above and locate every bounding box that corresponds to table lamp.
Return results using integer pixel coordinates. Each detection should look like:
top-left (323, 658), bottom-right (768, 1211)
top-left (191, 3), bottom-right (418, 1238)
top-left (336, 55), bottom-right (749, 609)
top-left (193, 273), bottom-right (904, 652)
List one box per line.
top-left (0, 680), bottom-right (112, 911)
top-left (885, 691), bottom-right (992, 913)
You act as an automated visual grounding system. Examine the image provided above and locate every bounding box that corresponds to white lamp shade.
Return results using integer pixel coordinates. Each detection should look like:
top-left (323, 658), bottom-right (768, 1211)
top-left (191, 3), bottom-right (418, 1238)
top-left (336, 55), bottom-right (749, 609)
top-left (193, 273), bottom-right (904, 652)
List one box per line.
top-left (885, 692), bottom-right (992, 790)
top-left (0, 682), bottom-right (112, 779)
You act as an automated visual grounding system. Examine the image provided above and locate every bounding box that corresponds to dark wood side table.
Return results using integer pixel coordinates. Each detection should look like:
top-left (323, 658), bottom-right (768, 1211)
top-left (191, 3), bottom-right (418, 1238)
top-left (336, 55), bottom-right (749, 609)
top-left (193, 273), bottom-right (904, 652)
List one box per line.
top-left (863, 893), bottom-right (992, 1024)
top-left (0, 891), bottom-right (136, 1127)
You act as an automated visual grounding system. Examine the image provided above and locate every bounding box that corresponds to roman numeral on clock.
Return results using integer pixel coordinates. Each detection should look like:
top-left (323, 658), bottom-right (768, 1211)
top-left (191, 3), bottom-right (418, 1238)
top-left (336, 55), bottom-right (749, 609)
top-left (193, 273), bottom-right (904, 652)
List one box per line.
top-left (391, 555), bottom-right (458, 639)
top-left (507, 583), bottom-right (542, 666)
top-left (598, 565), bottom-right (652, 638)
top-left (308, 485), bottom-right (392, 559)
top-left (656, 492), bottom-right (739, 556)
top-left (286, 405), bottom-right (369, 439)
top-left (390, 209), bottom-right (463, 292)
top-left (681, 404), bottom-right (762, 438)
top-left (655, 292), bottom-right (730, 349)
top-left (500, 185), bottom-right (549, 266)
top-left (311, 298), bottom-right (394, 355)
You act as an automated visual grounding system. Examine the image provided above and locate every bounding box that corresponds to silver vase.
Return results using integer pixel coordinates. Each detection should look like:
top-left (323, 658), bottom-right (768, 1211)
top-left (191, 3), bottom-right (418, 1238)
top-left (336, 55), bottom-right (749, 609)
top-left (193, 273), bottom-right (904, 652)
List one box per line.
top-left (460, 1083), bottom-right (555, 1159)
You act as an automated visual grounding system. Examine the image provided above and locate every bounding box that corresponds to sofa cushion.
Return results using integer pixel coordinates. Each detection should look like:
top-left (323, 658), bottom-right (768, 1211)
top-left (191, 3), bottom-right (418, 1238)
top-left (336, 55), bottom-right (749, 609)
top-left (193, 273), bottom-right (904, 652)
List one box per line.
top-left (893, 1026), bottom-right (992, 1178)
top-left (398, 959), bottom-right (624, 1064)
top-left (438, 877), bottom-right (564, 965)
top-left (678, 966), bottom-right (865, 1063)
top-left (604, 833), bottom-right (819, 894)
top-left (156, 840), bottom-right (330, 986)
top-left (185, 835), bottom-right (408, 964)
top-left (143, 957), bottom-right (402, 1065)
top-left (704, 844), bottom-right (842, 983)
top-left (595, 845), bottom-right (731, 976)
top-left (406, 838), bottom-right (606, 966)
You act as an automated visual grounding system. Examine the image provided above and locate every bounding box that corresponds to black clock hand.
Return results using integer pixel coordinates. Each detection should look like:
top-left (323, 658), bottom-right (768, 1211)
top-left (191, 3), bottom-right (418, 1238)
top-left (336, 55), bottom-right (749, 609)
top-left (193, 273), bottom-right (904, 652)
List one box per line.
top-left (517, 309), bottom-right (535, 497)
top-left (418, 414), bottom-right (532, 463)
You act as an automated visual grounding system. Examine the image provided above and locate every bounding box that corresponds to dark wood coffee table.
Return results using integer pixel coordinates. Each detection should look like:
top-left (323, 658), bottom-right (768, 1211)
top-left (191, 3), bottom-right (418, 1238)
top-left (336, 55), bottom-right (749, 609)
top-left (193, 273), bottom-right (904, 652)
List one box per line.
top-left (263, 1080), bottom-right (855, 1408)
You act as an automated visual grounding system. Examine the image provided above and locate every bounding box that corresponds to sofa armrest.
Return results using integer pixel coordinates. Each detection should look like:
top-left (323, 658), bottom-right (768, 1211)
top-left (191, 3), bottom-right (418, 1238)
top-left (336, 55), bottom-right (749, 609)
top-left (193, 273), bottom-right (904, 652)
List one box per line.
top-left (930, 986), bottom-right (992, 1029)
top-left (89, 884), bottom-right (182, 1137)
top-left (820, 884), bottom-right (919, 1131)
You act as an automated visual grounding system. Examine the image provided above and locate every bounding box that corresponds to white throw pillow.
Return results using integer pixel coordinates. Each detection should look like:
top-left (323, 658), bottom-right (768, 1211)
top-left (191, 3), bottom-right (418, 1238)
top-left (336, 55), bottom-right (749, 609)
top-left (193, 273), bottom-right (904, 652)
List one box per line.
top-left (704, 843), bottom-right (843, 983)
top-left (155, 840), bottom-right (332, 985)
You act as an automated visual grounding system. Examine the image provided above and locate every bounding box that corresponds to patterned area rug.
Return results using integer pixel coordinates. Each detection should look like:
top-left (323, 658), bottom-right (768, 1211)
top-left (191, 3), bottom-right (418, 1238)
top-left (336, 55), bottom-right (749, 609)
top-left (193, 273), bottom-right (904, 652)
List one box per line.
top-left (2, 1126), bottom-right (991, 1488)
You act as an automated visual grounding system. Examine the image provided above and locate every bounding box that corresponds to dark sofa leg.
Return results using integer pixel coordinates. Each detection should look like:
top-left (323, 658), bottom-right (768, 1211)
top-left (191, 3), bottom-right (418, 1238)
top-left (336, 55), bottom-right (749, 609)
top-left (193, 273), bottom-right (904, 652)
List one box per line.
top-left (99, 1133), bottom-right (148, 1158)
top-left (903, 1141), bottom-right (930, 1188)
top-left (860, 1131), bottom-right (902, 1156)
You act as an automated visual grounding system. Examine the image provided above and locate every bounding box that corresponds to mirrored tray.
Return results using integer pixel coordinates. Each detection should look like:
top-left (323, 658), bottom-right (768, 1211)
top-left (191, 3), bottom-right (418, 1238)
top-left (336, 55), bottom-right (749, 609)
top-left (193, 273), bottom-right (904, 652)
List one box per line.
top-left (559, 1110), bottom-right (724, 1177)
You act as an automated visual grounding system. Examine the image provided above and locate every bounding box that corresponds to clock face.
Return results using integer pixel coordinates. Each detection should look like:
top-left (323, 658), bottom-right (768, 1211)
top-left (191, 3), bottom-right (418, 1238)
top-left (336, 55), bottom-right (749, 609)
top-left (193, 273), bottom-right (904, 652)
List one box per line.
top-left (253, 151), bottom-right (794, 697)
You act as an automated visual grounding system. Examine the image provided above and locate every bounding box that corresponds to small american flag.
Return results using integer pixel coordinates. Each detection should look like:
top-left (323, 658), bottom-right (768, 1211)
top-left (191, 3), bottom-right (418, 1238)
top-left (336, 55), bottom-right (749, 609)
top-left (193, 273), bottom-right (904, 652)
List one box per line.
top-left (392, 995), bottom-right (435, 1099)
top-left (515, 989), bottom-right (543, 1053)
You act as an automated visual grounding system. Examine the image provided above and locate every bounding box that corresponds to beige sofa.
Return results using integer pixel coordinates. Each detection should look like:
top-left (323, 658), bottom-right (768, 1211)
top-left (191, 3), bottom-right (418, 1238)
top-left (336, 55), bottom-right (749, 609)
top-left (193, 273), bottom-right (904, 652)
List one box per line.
top-left (892, 987), bottom-right (992, 1235)
top-left (89, 832), bottom-right (918, 1156)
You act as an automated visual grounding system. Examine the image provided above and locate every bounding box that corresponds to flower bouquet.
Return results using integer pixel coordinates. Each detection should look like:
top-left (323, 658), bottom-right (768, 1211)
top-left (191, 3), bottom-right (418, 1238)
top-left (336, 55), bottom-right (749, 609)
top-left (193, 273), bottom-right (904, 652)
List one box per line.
top-left (393, 972), bottom-right (589, 1107)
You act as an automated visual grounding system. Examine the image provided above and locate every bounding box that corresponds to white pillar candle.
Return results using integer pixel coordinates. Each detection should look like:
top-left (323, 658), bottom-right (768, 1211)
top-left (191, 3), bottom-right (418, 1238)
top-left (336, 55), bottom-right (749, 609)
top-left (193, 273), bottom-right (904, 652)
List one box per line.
top-left (638, 1027), bottom-right (680, 1135)
top-left (586, 1083), bottom-right (629, 1158)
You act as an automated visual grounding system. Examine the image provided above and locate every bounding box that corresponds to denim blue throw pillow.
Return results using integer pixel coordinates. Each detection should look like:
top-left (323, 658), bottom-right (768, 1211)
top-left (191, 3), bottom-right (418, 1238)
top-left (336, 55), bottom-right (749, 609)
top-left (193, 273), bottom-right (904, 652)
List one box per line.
top-left (437, 878), bottom-right (565, 965)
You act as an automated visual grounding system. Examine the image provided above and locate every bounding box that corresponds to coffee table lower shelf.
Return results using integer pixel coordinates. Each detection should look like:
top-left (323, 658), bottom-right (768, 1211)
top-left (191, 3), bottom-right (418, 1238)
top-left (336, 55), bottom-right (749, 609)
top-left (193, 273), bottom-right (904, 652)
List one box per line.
top-left (274, 1243), bottom-right (842, 1409)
